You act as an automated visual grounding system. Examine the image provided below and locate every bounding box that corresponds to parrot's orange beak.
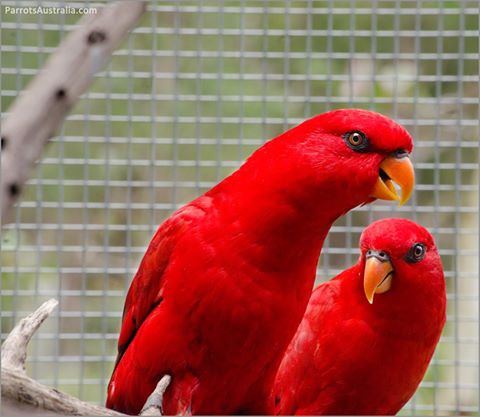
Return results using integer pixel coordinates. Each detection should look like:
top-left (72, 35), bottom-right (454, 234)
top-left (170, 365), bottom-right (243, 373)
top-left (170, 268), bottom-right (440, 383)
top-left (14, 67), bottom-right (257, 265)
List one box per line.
top-left (370, 155), bottom-right (414, 206)
top-left (363, 250), bottom-right (394, 304)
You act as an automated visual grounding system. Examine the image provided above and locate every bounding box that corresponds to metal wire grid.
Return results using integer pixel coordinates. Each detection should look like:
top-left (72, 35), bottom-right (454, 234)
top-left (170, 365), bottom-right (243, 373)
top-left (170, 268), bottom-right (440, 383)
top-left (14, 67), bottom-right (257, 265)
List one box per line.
top-left (1, 0), bottom-right (478, 415)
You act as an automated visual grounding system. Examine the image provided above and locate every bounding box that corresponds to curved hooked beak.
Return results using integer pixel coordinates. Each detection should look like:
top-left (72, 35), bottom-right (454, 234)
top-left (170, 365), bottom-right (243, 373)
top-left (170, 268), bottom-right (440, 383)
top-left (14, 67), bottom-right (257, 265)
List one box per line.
top-left (370, 155), bottom-right (415, 206)
top-left (363, 250), bottom-right (394, 304)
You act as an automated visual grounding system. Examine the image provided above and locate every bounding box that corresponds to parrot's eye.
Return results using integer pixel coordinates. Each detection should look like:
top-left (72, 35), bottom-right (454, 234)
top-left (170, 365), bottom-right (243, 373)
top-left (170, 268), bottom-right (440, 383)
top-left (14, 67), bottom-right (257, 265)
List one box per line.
top-left (393, 148), bottom-right (409, 159)
top-left (405, 243), bottom-right (426, 263)
top-left (344, 131), bottom-right (369, 152)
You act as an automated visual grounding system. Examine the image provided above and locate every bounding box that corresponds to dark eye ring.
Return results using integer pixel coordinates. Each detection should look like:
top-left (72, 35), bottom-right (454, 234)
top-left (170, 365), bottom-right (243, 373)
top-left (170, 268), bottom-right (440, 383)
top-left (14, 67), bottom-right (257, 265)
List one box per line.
top-left (405, 243), bottom-right (426, 263)
top-left (344, 131), bottom-right (369, 152)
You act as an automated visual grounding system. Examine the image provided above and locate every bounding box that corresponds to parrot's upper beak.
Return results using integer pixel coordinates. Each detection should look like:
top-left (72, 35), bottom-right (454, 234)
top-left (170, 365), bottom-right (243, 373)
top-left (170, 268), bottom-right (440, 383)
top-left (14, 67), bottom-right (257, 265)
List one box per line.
top-left (370, 154), bottom-right (414, 206)
top-left (363, 250), bottom-right (394, 304)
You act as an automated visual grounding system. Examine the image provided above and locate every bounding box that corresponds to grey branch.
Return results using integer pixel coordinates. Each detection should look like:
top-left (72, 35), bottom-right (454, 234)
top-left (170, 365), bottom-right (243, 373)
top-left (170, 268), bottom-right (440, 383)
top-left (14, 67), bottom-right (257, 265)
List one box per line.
top-left (1, 299), bottom-right (169, 416)
top-left (1, 298), bottom-right (58, 372)
top-left (140, 375), bottom-right (172, 416)
top-left (0, 0), bottom-right (147, 225)
top-left (1, 367), bottom-right (124, 416)
top-left (1, 299), bottom-right (124, 415)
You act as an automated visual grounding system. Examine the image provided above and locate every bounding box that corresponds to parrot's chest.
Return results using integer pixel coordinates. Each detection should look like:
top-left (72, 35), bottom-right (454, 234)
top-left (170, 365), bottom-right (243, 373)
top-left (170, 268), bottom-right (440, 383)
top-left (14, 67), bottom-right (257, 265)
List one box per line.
top-left (170, 253), bottom-right (313, 406)
top-left (315, 317), bottom-right (435, 415)
top-left (187, 265), bottom-right (311, 365)
top-left (170, 227), bottom-right (315, 355)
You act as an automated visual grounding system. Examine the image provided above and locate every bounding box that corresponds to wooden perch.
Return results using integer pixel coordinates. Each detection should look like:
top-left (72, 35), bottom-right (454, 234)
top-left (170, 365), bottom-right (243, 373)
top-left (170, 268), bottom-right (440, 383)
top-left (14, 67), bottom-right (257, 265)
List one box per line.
top-left (0, 0), bottom-right (147, 226)
top-left (1, 298), bottom-right (59, 372)
top-left (1, 299), bottom-right (122, 415)
top-left (1, 299), bottom-right (171, 416)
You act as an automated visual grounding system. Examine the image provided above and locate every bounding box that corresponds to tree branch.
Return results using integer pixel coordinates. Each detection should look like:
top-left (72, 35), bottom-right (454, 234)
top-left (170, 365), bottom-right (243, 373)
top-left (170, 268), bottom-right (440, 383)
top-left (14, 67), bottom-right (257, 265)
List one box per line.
top-left (0, 0), bottom-right (147, 225)
top-left (1, 299), bottom-right (58, 372)
top-left (1, 299), bottom-right (170, 416)
top-left (1, 367), bottom-right (124, 416)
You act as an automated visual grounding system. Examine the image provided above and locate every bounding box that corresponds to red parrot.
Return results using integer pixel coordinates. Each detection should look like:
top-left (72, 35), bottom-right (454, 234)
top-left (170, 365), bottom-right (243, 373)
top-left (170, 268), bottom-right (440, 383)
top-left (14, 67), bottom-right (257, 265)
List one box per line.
top-left (274, 218), bottom-right (446, 415)
top-left (106, 109), bottom-right (415, 415)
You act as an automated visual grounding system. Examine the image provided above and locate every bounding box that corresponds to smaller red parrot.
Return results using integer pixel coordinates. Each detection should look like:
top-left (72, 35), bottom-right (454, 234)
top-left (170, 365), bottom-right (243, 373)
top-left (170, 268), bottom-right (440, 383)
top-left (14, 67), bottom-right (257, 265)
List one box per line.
top-left (274, 218), bottom-right (446, 415)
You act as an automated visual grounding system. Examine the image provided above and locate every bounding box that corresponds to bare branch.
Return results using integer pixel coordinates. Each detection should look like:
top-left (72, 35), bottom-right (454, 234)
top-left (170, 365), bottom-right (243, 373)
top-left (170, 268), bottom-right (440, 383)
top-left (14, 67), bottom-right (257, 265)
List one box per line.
top-left (1, 299), bottom-right (123, 415)
top-left (140, 375), bottom-right (172, 416)
top-left (0, 0), bottom-right (147, 225)
top-left (1, 298), bottom-right (170, 416)
top-left (1, 367), bottom-right (124, 416)
top-left (1, 298), bottom-right (58, 372)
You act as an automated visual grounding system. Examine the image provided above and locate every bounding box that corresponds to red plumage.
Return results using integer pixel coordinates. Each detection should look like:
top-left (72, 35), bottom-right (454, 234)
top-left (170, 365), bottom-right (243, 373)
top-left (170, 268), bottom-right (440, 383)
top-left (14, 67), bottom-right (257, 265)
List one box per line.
top-left (106, 109), bottom-right (414, 415)
top-left (274, 218), bottom-right (446, 415)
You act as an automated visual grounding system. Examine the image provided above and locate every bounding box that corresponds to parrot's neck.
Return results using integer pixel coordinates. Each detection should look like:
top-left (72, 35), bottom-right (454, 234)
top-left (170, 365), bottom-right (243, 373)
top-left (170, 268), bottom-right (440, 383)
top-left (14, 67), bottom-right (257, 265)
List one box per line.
top-left (208, 172), bottom-right (346, 281)
top-left (204, 137), bottom-right (371, 287)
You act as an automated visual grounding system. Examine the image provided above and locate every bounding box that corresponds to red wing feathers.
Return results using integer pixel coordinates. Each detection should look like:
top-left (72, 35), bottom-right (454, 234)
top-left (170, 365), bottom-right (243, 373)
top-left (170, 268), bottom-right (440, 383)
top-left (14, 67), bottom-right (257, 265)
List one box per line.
top-left (114, 214), bottom-right (187, 369)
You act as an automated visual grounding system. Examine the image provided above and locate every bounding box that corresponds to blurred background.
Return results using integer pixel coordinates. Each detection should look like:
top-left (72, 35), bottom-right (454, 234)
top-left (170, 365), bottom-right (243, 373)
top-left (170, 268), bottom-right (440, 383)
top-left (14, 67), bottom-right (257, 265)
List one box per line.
top-left (1, 1), bottom-right (478, 415)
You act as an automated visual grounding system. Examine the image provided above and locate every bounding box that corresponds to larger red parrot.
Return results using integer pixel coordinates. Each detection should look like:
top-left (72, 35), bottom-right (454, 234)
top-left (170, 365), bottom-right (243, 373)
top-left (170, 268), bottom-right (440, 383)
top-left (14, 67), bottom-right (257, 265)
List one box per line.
top-left (274, 218), bottom-right (446, 415)
top-left (106, 109), bottom-right (415, 415)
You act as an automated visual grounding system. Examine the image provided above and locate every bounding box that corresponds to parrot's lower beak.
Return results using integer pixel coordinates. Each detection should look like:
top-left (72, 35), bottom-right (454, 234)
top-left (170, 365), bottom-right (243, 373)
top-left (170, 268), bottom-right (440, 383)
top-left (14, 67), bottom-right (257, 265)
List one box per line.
top-left (363, 250), bottom-right (394, 304)
top-left (370, 155), bottom-right (414, 206)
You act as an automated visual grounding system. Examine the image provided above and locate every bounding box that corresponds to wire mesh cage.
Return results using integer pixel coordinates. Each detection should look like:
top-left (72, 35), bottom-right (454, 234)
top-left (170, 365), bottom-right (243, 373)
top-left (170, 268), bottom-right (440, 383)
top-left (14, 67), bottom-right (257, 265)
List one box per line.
top-left (1, 1), bottom-right (478, 415)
